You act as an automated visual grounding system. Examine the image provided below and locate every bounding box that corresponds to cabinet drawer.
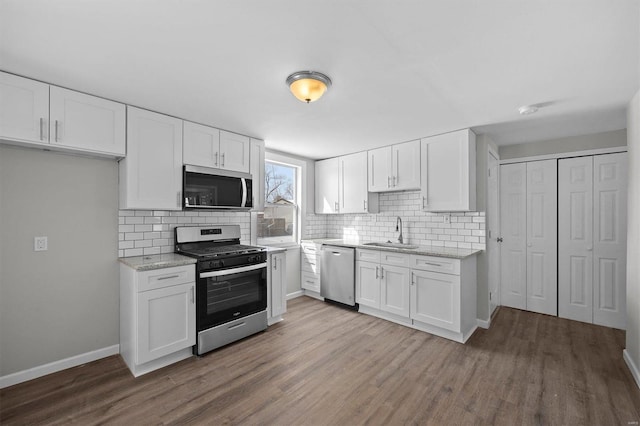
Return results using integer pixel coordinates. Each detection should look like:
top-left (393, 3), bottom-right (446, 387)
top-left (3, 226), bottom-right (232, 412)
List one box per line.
top-left (357, 249), bottom-right (381, 263)
top-left (410, 255), bottom-right (460, 275)
top-left (138, 265), bottom-right (195, 292)
top-left (380, 251), bottom-right (411, 267)
top-left (301, 271), bottom-right (321, 292)
top-left (301, 257), bottom-right (319, 274)
top-left (301, 242), bottom-right (319, 254)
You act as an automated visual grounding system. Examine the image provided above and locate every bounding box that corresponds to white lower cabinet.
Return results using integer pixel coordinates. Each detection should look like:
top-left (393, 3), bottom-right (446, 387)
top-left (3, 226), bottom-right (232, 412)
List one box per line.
top-left (356, 248), bottom-right (478, 343)
top-left (268, 251), bottom-right (287, 323)
top-left (120, 264), bottom-right (196, 377)
top-left (301, 242), bottom-right (321, 294)
top-left (411, 270), bottom-right (460, 332)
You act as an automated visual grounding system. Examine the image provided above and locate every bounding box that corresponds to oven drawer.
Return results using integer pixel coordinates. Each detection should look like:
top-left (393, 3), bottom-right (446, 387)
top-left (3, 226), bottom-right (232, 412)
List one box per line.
top-left (138, 265), bottom-right (195, 292)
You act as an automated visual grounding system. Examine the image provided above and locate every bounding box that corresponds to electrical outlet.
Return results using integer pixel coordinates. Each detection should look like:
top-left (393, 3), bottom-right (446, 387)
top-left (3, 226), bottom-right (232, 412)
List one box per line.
top-left (34, 236), bottom-right (48, 251)
top-left (443, 214), bottom-right (451, 224)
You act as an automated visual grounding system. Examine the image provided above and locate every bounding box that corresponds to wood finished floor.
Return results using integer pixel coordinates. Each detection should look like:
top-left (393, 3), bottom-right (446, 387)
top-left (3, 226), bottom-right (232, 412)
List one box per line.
top-left (1, 296), bottom-right (639, 425)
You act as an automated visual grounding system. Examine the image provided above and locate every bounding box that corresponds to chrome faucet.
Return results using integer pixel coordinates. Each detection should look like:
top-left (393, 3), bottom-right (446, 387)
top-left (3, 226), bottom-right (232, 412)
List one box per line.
top-left (396, 216), bottom-right (404, 244)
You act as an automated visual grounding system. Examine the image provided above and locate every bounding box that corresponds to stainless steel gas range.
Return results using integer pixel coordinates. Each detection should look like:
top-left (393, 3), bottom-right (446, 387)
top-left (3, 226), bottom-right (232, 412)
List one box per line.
top-left (175, 225), bottom-right (268, 355)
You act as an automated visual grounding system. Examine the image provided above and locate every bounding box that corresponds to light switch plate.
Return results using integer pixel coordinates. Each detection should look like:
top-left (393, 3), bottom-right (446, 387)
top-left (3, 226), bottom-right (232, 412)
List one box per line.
top-left (34, 236), bottom-right (48, 251)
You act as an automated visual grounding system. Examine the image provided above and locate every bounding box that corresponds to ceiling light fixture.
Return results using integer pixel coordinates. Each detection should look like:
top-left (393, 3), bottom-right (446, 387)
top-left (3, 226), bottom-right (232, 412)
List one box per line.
top-left (286, 71), bottom-right (332, 103)
top-left (518, 105), bottom-right (538, 115)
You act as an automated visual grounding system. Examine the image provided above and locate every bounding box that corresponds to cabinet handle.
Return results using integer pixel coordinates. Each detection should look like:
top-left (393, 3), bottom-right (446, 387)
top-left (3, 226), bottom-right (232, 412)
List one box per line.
top-left (422, 261), bottom-right (442, 267)
top-left (375, 266), bottom-right (379, 279)
top-left (191, 286), bottom-right (195, 303)
top-left (422, 196), bottom-right (429, 209)
top-left (380, 266), bottom-right (384, 279)
top-left (54, 120), bottom-right (60, 142)
top-left (214, 152), bottom-right (219, 166)
top-left (411, 272), bottom-right (415, 285)
top-left (587, 246), bottom-right (593, 251)
top-left (393, 176), bottom-right (397, 187)
top-left (177, 191), bottom-right (182, 208)
top-left (387, 176), bottom-right (391, 188)
top-left (274, 258), bottom-right (277, 270)
top-left (39, 118), bottom-right (45, 141)
top-left (363, 200), bottom-right (367, 211)
top-left (157, 274), bottom-right (179, 280)
top-left (221, 153), bottom-right (225, 167)
top-left (334, 202), bottom-right (339, 212)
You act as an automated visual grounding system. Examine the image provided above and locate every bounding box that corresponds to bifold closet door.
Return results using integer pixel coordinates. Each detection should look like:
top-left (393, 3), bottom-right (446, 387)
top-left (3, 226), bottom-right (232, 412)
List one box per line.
top-left (500, 160), bottom-right (557, 315)
top-left (526, 160), bottom-right (557, 316)
top-left (593, 153), bottom-right (627, 329)
top-left (558, 153), bottom-right (627, 329)
top-left (500, 162), bottom-right (527, 310)
top-left (558, 157), bottom-right (593, 323)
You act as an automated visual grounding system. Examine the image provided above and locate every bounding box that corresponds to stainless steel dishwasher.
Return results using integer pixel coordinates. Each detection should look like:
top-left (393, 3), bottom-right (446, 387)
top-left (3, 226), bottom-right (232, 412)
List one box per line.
top-left (320, 245), bottom-right (356, 308)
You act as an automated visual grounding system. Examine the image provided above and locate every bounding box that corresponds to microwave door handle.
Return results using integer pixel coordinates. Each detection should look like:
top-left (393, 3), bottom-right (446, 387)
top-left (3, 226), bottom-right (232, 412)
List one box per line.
top-left (199, 262), bottom-right (267, 278)
top-left (241, 178), bottom-right (247, 207)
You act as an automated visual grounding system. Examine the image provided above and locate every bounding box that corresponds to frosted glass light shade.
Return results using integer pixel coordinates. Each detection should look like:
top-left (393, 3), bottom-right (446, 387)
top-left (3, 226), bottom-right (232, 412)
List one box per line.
top-left (286, 71), bottom-right (332, 103)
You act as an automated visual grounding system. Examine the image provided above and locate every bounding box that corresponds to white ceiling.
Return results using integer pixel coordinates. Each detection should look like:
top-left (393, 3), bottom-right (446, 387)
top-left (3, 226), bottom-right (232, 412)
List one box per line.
top-left (1, 1), bottom-right (638, 160)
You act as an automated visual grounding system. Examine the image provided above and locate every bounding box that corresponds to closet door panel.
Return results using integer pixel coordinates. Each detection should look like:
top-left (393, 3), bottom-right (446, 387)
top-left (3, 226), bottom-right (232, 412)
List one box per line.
top-left (593, 153), bottom-right (627, 329)
top-left (526, 160), bottom-right (557, 316)
top-left (558, 157), bottom-right (593, 323)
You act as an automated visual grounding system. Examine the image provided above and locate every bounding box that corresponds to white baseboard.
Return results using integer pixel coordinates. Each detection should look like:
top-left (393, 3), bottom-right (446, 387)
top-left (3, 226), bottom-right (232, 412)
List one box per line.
top-left (477, 318), bottom-right (491, 329)
top-left (286, 290), bottom-right (304, 300)
top-left (0, 344), bottom-right (120, 389)
top-left (624, 349), bottom-right (640, 390)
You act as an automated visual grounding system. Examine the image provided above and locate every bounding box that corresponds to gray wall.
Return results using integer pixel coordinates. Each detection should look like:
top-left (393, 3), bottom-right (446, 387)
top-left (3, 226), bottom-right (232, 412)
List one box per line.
top-left (626, 91), bottom-right (640, 376)
top-left (499, 129), bottom-right (627, 160)
top-left (0, 145), bottom-right (119, 376)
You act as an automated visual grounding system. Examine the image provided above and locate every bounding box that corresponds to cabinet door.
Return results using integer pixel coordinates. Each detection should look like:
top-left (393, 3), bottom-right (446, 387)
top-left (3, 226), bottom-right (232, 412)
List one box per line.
top-left (411, 270), bottom-right (460, 332)
top-left (340, 152), bottom-right (368, 213)
top-left (250, 138), bottom-right (265, 211)
top-left (183, 121), bottom-right (220, 168)
top-left (526, 160), bottom-right (557, 316)
top-left (121, 107), bottom-right (183, 210)
top-left (137, 282), bottom-right (195, 365)
top-left (499, 162), bottom-right (527, 310)
top-left (392, 140), bottom-right (421, 191)
top-left (368, 146), bottom-right (391, 192)
top-left (558, 156), bottom-right (593, 323)
top-left (270, 252), bottom-right (287, 317)
top-left (49, 86), bottom-right (126, 156)
top-left (356, 261), bottom-right (380, 309)
top-left (420, 129), bottom-right (476, 211)
top-left (379, 265), bottom-right (410, 317)
top-left (315, 157), bottom-right (339, 213)
top-left (0, 72), bottom-right (49, 144)
top-left (219, 130), bottom-right (250, 173)
top-left (593, 153), bottom-right (627, 329)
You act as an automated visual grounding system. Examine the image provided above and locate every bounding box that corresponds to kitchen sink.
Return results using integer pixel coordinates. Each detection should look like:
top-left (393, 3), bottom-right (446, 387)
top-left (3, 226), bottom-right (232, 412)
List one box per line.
top-left (363, 242), bottom-right (419, 249)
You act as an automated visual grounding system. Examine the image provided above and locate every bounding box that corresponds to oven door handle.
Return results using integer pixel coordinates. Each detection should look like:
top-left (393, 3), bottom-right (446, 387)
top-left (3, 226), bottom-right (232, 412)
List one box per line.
top-left (199, 262), bottom-right (267, 278)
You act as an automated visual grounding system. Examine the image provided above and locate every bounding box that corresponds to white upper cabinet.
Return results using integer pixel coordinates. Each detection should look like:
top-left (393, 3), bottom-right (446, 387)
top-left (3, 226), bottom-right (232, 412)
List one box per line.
top-left (368, 140), bottom-right (420, 192)
top-left (0, 72), bottom-right (125, 156)
top-left (49, 86), bottom-right (125, 156)
top-left (219, 130), bottom-right (250, 173)
top-left (183, 121), bottom-right (220, 168)
top-left (0, 71), bottom-right (49, 144)
top-left (315, 157), bottom-right (340, 214)
top-left (420, 129), bottom-right (476, 211)
top-left (250, 138), bottom-right (265, 211)
top-left (339, 152), bottom-right (379, 214)
top-left (120, 107), bottom-right (183, 210)
top-left (183, 125), bottom-right (249, 173)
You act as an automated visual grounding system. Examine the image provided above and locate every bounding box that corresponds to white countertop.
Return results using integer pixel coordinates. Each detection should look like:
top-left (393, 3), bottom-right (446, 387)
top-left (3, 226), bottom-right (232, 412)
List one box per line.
top-left (301, 238), bottom-right (482, 259)
top-left (118, 253), bottom-right (197, 271)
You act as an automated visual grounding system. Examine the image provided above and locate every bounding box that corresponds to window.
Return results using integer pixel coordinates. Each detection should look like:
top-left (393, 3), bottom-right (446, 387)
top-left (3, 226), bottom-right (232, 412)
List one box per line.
top-left (257, 161), bottom-right (299, 244)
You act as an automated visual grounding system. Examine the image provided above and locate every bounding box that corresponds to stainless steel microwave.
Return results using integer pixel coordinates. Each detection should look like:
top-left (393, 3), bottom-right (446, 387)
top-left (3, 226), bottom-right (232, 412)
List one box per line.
top-left (183, 165), bottom-right (253, 210)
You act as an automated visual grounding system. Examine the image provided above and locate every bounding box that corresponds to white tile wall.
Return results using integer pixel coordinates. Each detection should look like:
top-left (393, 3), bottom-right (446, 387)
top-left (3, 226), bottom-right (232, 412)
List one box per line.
top-left (304, 213), bottom-right (328, 239)
top-left (308, 191), bottom-right (485, 250)
top-left (118, 210), bottom-right (250, 257)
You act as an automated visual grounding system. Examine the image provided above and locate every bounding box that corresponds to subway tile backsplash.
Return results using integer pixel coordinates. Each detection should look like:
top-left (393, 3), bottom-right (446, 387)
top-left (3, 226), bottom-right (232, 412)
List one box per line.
top-left (118, 210), bottom-right (250, 257)
top-left (307, 191), bottom-right (485, 250)
top-left (119, 191), bottom-right (483, 258)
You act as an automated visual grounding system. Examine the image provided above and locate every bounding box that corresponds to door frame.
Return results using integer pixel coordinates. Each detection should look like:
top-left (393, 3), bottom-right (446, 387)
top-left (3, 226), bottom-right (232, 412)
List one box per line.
top-left (487, 145), bottom-right (501, 314)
